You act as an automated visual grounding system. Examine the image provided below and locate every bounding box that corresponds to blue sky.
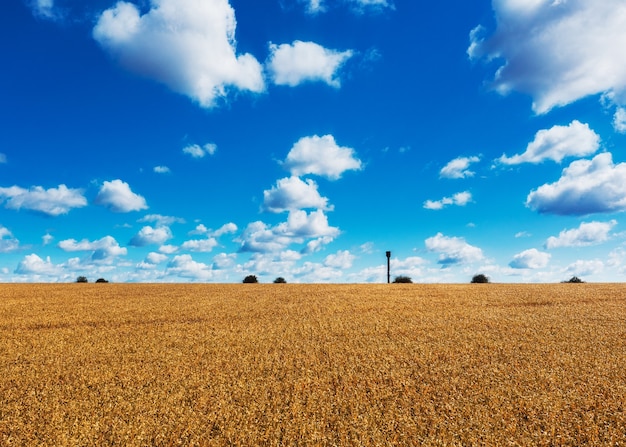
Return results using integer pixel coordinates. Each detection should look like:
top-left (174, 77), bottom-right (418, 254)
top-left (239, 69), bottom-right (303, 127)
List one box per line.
top-left (2, 0), bottom-right (626, 283)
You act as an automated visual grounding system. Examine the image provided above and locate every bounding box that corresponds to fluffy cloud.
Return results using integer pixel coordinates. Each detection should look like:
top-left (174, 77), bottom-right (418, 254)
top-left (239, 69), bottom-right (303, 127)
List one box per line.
top-left (139, 214), bottom-right (185, 227)
top-left (614, 108), bottom-right (626, 133)
top-left (95, 180), bottom-right (148, 213)
top-left (282, 135), bottom-right (362, 180)
top-left (499, 121), bottom-right (600, 165)
top-left (545, 220), bottom-right (617, 249)
top-left (166, 254), bottom-right (213, 280)
top-left (263, 176), bottom-right (330, 213)
top-left (323, 250), bottom-right (355, 269)
top-left (58, 236), bottom-right (127, 262)
top-left (509, 248), bottom-right (551, 269)
top-left (146, 252), bottom-right (168, 264)
top-left (93, 0), bottom-right (264, 108)
top-left (424, 191), bottom-right (472, 210)
top-left (440, 156), bottom-right (480, 179)
top-left (239, 210), bottom-right (339, 253)
top-left (129, 226), bottom-right (173, 247)
top-left (154, 166), bottom-right (170, 174)
top-left (267, 41), bottom-right (353, 88)
top-left (425, 233), bottom-right (483, 266)
top-left (0, 184), bottom-right (87, 216)
top-left (213, 222), bottom-right (238, 237)
top-left (0, 226), bottom-right (19, 253)
top-left (15, 254), bottom-right (61, 276)
top-left (183, 143), bottom-right (217, 158)
top-left (526, 153), bottom-right (626, 215)
top-left (566, 259), bottom-right (604, 277)
top-left (181, 238), bottom-right (218, 252)
top-left (469, 1), bottom-right (626, 114)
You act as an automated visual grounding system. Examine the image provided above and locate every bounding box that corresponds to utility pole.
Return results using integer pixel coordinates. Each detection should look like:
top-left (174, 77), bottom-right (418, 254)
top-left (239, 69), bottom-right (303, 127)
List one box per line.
top-left (386, 251), bottom-right (391, 283)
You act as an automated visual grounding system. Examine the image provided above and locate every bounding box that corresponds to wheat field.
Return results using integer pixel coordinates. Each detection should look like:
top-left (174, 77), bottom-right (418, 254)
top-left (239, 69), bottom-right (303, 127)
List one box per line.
top-left (1, 283), bottom-right (625, 446)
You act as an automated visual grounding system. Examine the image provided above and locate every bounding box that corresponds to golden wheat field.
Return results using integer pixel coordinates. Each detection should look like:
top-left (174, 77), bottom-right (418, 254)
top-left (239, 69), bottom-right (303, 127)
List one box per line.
top-left (0, 283), bottom-right (625, 446)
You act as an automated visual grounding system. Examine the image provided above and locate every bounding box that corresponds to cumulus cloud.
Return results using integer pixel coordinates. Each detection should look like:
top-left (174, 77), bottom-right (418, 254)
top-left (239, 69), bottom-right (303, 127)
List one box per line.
top-left (0, 184), bottom-right (87, 216)
top-left (213, 222), bottom-right (238, 237)
top-left (267, 41), bottom-right (353, 88)
top-left (146, 252), bottom-right (168, 264)
top-left (0, 226), bottom-right (19, 253)
top-left (440, 156), bottom-right (480, 179)
top-left (15, 254), bottom-right (61, 276)
top-left (282, 135), bottom-right (362, 180)
top-left (58, 236), bottom-right (128, 262)
top-left (93, 0), bottom-right (264, 108)
top-left (263, 176), bottom-right (331, 213)
top-left (566, 259), bottom-right (604, 278)
top-left (139, 214), bottom-right (185, 227)
top-left (95, 180), bottom-right (148, 213)
top-left (425, 233), bottom-right (483, 266)
top-left (154, 166), bottom-right (170, 174)
top-left (526, 153), bottom-right (626, 215)
top-left (424, 191), bottom-right (472, 210)
top-left (509, 248), bottom-right (551, 269)
top-left (166, 254), bottom-right (213, 280)
top-left (545, 220), bottom-right (617, 249)
top-left (498, 121), bottom-right (600, 165)
top-left (469, 1), bottom-right (626, 114)
top-left (183, 143), bottom-right (217, 158)
top-left (614, 108), bottom-right (626, 133)
top-left (181, 237), bottom-right (218, 252)
top-left (129, 226), bottom-right (173, 247)
top-left (239, 210), bottom-right (339, 253)
top-left (323, 250), bottom-right (355, 269)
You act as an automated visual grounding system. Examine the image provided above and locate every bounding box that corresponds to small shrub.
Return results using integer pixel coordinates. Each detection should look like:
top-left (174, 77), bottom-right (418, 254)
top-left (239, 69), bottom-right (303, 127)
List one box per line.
top-left (273, 277), bottom-right (287, 284)
top-left (393, 276), bottom-right (413, 284)
top-left (243, 275), bottom-right (259, 284)
top-left (471, 274), bottom-right (490, 284)
top-left (76, 276), bottom-right (88, 283)
top-left (563, 276), bottom-right (585, 283)
top-left (95, 278), bottom-right (109, 283)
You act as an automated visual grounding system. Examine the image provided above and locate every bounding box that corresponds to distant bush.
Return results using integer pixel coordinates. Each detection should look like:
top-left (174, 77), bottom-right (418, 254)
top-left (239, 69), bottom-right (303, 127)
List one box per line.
top-left (76, 276), bottom-right (88, 283)
top-left (471, 274), bottom-right (490, 284)
top-left (392, 276), bottom-right (413, 284)
top-left (273, 277), bottom-right (287, 284)
top-left (95, 278), bottom-right (109, 283)
top-left (243, 275), bottom-right (259, 284)
top-left (563, 276), bottom-right (585, 283)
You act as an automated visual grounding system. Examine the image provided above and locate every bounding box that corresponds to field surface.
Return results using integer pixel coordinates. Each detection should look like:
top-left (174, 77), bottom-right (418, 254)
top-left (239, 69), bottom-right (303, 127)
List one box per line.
top-left (1, 283), bottom-right (625, 446)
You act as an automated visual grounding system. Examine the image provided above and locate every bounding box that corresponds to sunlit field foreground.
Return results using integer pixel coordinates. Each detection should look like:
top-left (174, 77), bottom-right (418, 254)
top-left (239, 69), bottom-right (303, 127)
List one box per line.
top-left (1, 284), bottom-right (625, 446)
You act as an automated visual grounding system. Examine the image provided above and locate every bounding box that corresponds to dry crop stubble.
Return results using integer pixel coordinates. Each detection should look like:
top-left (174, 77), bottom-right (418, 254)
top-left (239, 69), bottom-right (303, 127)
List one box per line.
top-left (0, 283), bottom-right (625, 446)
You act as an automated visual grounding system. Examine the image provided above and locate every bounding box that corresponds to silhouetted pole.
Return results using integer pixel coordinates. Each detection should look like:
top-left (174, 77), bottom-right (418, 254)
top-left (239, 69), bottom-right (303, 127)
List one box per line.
top-left (386, 251), bottom-right (391, 283)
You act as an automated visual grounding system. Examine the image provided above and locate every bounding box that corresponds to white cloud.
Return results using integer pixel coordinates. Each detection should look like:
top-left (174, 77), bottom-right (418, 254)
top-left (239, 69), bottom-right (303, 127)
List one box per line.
top-left (183, 143), bottom-right (217, 158)
top-left (166, 254), bottom-right (213, 280)
top-left (267, 40), bottom-right (353, 88)
top-left (565, 259), bottom-right (604, 278)
top-left (440, 156), bottom-right (480, 179)
top-left (93, 0), bottom-right (264, 108)
top-left (469, 1), bottom-right (626, 114)
top-left (0, 226), bottom-right (19, 253)
top-left (509, 248), bottom-right (551, 269)
top-left (181, 237), bottom-right (218, 252)
top-left (213, 222), bottom-right (238, 237)
top-left (424, 191), bottom-right (472, 210)
top-left (324, 250), bottom-right (355, 269)
top-left (129, 226), bottom-right (173, 247)
top-left (139, 214), bottom-right (185, 227)
top-left (498, 121), bottom-right (600, 165)
top-left (146, 252), bottom-right (168, 264)
top-left (95, 180), bottom-right (148, 213)
top-left (42, 233), bottom-right (54, 245)
top-left (159, 244), bottom-right (179, 254)
top-left (0, 184), bottom-right (87, 216)
top-left (58, 236), bottom-right (127, 262)
top-left (212, 252), bottom-right (237, 269)
top-left (31, 0), bottom-right (56, 19)
top-left (263, 176), bottom-right (331, 213)
top-left (425, 233), bottom-right (483, 266)
top-left (303, 0), bottom-right (325, 14)
top-left (154, 166), bottom-right (170, 174)
top-left (283, 135), bottom-right (362, 180)
top-left (15, 254), bottom-right (61, 276)
top-left (614, 107), bottom-right (626, 133)
top-left (239, 210), bottom-right (339, 253)
top-left (545, 220), bottom-right (617, 249)
top-left (526, 153), bottom-right (626, 215)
